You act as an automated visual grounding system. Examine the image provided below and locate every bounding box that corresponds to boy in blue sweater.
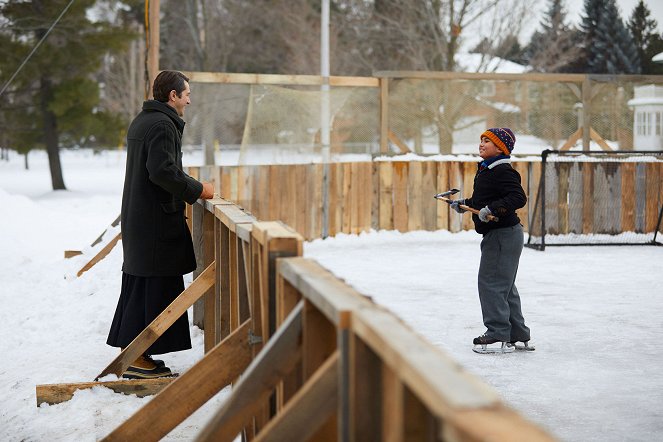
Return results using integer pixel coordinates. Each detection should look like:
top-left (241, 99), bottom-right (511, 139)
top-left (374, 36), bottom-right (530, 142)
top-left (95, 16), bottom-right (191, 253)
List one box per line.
top-left (451, 128), bottom-right (532, 353)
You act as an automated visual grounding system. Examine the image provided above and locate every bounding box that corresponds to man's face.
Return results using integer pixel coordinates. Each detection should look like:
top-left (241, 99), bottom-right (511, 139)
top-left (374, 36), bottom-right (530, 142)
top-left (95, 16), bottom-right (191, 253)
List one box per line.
top-left (169, 81), bottom-right (191, 117)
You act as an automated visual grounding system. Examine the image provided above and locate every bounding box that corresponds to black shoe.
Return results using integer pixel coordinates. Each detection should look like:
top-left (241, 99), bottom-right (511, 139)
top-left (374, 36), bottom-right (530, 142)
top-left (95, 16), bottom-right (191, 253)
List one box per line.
top-left (473, 333), bottom-right (500, 345)
top-left (123, 364), bottom-right (173, 379)
top-left (143, 354), bottom-right (165, 368)
top-left (123, 355), bottom-right (173, 379)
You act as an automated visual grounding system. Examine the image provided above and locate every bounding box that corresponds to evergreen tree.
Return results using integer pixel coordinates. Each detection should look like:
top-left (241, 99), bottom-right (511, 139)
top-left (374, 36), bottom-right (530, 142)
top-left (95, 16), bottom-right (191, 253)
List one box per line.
top-left (0, 0), bottom-right (134, 189)
top-left (628, 0), bottom-right (663, 75)
top-left (579, 0), bottom-right (640, 74)
top-left (524, 0), bottom-right (582, 72)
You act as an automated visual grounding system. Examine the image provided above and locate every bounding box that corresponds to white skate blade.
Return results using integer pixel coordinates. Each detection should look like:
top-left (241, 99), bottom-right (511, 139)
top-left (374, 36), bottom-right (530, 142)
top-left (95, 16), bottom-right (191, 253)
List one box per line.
top-left (509, 342), bottom-right (535, 351)
top-left (472, 342), bottom-right (514, 354)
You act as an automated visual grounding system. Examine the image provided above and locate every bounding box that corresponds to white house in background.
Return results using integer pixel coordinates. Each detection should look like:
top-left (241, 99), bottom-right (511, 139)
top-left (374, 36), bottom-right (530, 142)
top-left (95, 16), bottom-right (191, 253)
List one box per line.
top-left (627, 84), bottom-right (663, 150)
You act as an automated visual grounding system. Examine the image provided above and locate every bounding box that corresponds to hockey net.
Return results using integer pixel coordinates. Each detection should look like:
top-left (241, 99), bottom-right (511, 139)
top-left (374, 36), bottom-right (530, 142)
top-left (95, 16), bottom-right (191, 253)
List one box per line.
top-left (526, 150), bottom-right (663, 250)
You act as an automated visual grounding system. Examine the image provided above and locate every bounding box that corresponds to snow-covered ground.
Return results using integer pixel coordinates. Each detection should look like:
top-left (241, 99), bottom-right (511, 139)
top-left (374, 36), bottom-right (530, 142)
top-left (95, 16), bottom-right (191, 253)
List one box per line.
top-left (1, 149), bottom-right (662, 441)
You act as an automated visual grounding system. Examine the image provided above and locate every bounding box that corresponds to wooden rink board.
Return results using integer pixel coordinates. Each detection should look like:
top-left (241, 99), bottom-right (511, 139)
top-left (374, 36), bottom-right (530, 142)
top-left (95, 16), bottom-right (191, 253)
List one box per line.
top-left (188, 158), bottom-right (660, 240)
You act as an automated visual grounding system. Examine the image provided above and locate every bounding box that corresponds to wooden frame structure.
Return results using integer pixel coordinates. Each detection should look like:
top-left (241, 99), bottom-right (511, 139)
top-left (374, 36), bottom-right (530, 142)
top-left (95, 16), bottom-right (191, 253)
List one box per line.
top-left (89, 198), bottom-right (553, 441)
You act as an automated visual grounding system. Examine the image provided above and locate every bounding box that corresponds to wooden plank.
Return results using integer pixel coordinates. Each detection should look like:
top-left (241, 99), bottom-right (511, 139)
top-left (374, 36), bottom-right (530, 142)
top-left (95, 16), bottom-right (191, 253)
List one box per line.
top-left (94, 263), bottom-right (215, 380)
top-left (403, 386), bottom-right (436, 441)
top-left (461, 162), bottom-right (476, 231)
top-left (184, 71), bottom-right (378, 87)
top-left (436, 162), bottom-right (449, 231)
top-left (407, 161), bottom-right (423, 231)
top-left (371, 162), bottom-right (380, 231)
top-left (328, 163), bottom-right (343, 236)
top-left (76, 232), bottom-right (121, 277)
top-left (342, 163), bottom-right (352, 233)
top-left (350, 334), bottom-right (382, 441)
top-left (445, 407), bottom-right (555, 442)
top-left (351, 304), bottom-right (500, 418)
top-left (513, 162), bottom-right (529, 232)
top-left (276, 274), bottom-right (303, 409)
top-left (530, 162), bottom-right (543, 233)
top-left (229, 230), bottom-right (240, 331)
top-left (220, 166), bottom-right (233, 200)
top-left (448, 162), bottom-right (462, 233)
top-left (102, 321), bottom-right (252, 442)
top-left (557, 163), bottom-right (570, 234)
top-left (350, 162), bottom-right (361, 234)
top-left (544, 160), bottom-right (559, 234)
top-left (568, 162), bottom-right (584, 233)
top-left (64, 250), bottom-right (82, 259)
top-left (277, 258), bottom-right (373, 327)
top-left (201, 210), bottom-right (215, 353)
top-left (310, 163), bottom-right (323, 239)
top-left (195, 302), bottom-right (304, 442)
top-left (421, 162), bottom-right (437, 231)
top-left (302, 300), bottom-right (337, 442)
top-left (392, 162), bottom-right (409, 232)
top-left (645, 162), bottom-right (660, 232)
top-left (621, 162), bottom-right (636, 232)
top-left (295, 164), bottom-right (307, 238)
top-left (378, 162), bottom-right (393, 230)
top-left (36, 378), bottom-right (173, 406)
top-left (215, 205), bottom-right (256, 233)
top-left (374, 70), bottom-right (587, 83)
top-left (359, 162), bottom-right (373, 233)
top-left (382, 365), bottom-right (404, 442)
top-left (218, 223), bottom-right (231, 341)
top-left (253, 352), bottom-right (338, 442)
top-left (380, 78), bottom-right (389, 154)
top-left (388, 130), bottom-right (411, 153)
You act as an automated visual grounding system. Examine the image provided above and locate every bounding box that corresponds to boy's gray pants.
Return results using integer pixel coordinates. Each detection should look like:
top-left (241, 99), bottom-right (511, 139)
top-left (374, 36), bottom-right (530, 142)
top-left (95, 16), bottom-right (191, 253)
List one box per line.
top-left (478, 224), bottom-right (530, 342)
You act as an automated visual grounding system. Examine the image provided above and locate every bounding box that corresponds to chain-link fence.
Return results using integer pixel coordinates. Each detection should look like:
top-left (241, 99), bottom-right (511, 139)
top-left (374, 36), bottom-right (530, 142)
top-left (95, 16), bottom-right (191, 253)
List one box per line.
top-left (182, 72), bottom-right (663, 165)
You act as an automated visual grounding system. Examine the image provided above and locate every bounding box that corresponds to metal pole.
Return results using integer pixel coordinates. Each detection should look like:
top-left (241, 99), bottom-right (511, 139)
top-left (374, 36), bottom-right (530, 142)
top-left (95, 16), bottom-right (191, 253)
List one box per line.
top-left (321, 0), bottom-right (330, 238)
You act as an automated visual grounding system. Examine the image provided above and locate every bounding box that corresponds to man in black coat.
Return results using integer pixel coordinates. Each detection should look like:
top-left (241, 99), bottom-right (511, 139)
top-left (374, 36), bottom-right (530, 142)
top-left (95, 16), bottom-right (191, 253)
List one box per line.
top-left (450, 128), bottom-right (532, 354)
top-left (107, 70), bottom-right (214, 378)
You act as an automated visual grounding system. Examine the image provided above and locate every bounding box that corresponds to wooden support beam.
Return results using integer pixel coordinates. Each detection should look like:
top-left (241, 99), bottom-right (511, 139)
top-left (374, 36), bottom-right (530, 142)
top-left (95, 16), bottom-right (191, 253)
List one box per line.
top-left (36, 377), bottom-right (173, 406)
top-left (253, 352), bottom-right (339, 442)
top-left (388, 130), bottom-right (411, 153)
top-left (102, 320), bottom-right (252, 442)
top-left (560, 128), bottom-right (582, 151)
top-left (64, 250), bottom-right (82, 259)
top-left (589, 127), bottom-right (613, 151)
top-left (95, 263), bottom-right (215, 380)
top-left (76, 232), bottom-right (122, 277)
top-left (195, 302), bottom-right (304, 442)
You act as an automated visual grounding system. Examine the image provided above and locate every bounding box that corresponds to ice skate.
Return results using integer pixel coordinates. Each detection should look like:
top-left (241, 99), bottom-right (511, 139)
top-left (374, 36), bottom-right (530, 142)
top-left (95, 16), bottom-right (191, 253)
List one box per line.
top-left (507, 341), bottom-right (535, 351)
top-left (472, 333), bottom-right (514, 354)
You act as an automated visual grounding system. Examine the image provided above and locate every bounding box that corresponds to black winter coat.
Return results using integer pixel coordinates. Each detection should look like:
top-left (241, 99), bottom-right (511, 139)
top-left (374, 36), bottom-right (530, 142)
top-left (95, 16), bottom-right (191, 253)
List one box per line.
top-left (121, 100), bottom-right (203, 276)
top-left (465, 159), bottom-right (527, 235)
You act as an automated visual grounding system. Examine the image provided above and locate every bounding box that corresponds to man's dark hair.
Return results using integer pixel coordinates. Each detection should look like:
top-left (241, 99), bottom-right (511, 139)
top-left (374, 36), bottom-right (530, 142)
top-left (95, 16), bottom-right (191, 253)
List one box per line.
top-left (152, 70), bottom-right (189, 102)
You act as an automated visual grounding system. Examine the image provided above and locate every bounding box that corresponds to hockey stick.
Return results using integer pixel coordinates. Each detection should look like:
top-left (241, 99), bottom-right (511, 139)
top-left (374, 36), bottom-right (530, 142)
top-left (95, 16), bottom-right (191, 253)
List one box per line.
top-left (434, 189), bottom-right (499, 222)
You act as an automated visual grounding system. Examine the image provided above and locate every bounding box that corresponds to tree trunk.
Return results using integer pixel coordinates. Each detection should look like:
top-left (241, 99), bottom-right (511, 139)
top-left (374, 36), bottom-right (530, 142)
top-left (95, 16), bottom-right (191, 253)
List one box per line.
top-left (24, 152), bottom-right (29, 170)
top-left (40, 76), bottom-right (66, 190)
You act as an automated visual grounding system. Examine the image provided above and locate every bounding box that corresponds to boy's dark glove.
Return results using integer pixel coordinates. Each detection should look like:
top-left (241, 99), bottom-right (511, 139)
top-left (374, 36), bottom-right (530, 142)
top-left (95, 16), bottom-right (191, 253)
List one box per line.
top-left (478, 206), bottom-right (493, 222)
top-left (450, 199), bottom-right (466, 214)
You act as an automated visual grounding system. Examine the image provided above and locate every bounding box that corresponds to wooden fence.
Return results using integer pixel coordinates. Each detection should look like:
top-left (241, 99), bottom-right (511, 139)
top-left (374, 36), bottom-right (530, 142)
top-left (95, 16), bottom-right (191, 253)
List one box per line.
top-left (95, 198), bottom-right (555, 441)
top-left (188, 160), bottom-right (539, 240)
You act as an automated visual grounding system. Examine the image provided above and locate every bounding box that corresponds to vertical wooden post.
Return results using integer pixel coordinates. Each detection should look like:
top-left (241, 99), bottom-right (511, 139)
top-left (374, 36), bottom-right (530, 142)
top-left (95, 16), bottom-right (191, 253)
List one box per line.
top-left (146, 0), bottom-right (160, 99)
top-left (582, 75), bottom-right (591, 151)
top-left (380, 78), bottom-right (389, 154)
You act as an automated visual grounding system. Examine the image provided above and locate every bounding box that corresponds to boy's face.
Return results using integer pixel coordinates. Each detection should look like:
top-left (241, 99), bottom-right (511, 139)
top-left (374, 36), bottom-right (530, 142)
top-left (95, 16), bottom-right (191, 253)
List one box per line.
top-left (479, 136), bottom-right (502, 160)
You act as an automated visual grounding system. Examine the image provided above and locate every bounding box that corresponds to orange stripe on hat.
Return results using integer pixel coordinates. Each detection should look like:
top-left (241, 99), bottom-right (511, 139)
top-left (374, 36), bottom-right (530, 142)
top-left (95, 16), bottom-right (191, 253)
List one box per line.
top-left (481, 130), bottom-right (510, 155)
